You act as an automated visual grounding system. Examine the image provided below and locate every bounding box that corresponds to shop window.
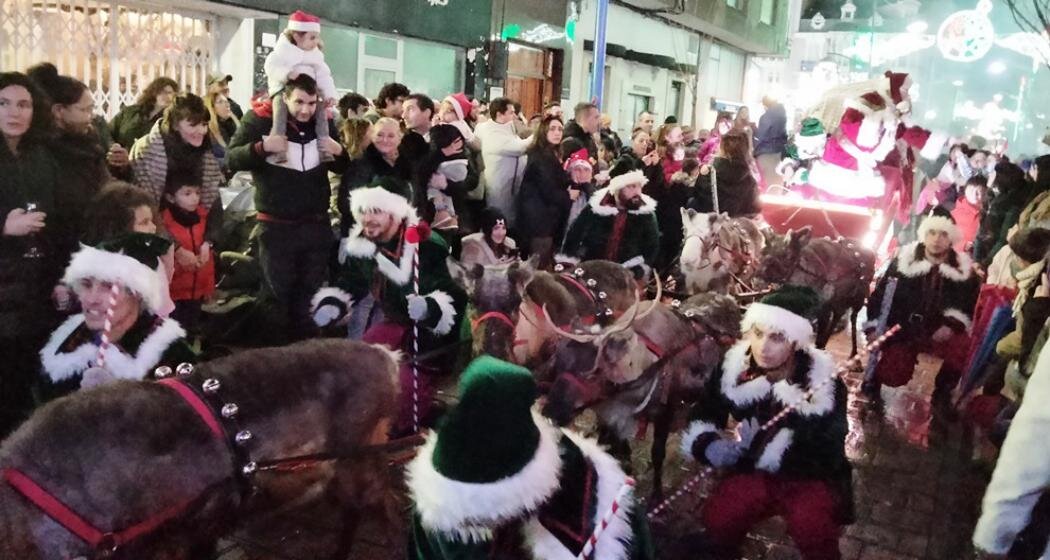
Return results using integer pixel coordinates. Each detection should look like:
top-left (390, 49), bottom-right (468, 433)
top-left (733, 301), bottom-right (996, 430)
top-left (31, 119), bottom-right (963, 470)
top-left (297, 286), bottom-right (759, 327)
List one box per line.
top-left (358, 33), bottom-right (403, 98)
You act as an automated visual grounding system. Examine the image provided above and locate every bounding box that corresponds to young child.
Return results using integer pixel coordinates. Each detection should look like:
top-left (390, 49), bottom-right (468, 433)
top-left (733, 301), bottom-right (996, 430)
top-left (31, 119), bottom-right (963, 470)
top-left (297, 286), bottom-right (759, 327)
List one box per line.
top-left (421, 124), bottom-right (470, 231)
top-left (564, 148), bottom-right (596, 232)
top-left (438, 92), bottom-right (480, 150)
top-left (264, 10), bottom-right (338, 162)
top-left (161, 167), bottom-right (215, 335)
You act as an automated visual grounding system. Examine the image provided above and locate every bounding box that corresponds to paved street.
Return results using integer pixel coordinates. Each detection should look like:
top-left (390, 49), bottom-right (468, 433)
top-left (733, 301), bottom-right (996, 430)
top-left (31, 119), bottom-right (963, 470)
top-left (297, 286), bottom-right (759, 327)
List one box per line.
top-left (216, 330), bottom-right (990, 559)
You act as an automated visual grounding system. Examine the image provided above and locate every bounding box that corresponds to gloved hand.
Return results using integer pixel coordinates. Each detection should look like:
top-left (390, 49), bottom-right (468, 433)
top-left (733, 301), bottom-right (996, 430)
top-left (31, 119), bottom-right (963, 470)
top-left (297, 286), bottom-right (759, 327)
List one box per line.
top-left (704, 438), bottom-right (744, 468)
top-left (735, 418), bottom-right (761, 448)
top-left (407, 294), bottom-right (429, 322)
top-left (313, 304), bottom-right (341, 327)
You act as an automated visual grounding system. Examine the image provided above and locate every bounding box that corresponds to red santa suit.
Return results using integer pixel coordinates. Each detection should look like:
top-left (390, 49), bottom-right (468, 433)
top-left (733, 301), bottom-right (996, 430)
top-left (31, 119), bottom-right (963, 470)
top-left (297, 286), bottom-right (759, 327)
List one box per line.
top-left (807, 90), bottom-right (898, 201)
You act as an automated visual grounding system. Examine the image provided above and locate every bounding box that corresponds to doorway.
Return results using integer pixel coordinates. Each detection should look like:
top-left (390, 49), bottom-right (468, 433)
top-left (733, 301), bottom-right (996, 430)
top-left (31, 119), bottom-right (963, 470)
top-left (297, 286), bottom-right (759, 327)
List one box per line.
top-left (505, 42), bottom-right (562, 119)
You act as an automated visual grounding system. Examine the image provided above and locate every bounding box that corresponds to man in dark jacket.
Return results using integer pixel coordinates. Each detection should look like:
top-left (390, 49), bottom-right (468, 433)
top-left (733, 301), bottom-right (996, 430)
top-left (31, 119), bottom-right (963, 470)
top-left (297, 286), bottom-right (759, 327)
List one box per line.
top-left (754, 95), bottom-right (787, 188)
top-left (863, 207), bottom-right (980, 412)
top-left (227, 74), bottom-right (348, 342)
top-left (562, 102), bottom-right (601, 161)
top-left (558, 169), bottom-right (660, 278)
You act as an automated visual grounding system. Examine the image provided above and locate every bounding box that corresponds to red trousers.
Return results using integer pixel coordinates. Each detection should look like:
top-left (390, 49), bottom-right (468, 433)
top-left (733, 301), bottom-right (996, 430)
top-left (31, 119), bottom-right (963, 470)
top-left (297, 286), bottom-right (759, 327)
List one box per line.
top-left (871, 331), bottom-right (969, 388)
top-left (701, 473), bottom-right (842, 560)
top-left (362, 320), bottom-right (435, 435)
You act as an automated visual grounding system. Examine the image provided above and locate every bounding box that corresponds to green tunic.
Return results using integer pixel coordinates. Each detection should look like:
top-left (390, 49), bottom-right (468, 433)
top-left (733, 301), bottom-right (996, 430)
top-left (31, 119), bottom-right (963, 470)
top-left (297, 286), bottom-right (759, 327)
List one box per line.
top-left (559, 187), bottom-right (660, 272)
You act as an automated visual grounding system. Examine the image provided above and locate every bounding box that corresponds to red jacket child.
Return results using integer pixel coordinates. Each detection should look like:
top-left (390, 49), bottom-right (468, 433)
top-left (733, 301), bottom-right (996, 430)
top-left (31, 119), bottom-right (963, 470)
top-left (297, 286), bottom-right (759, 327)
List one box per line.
top-left (162, 186), bottom-right (215, 303)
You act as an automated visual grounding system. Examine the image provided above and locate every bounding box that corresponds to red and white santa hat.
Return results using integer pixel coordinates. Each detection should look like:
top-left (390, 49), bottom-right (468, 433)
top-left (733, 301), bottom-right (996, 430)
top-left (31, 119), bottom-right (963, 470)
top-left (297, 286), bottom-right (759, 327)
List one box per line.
top-left (287, 10), bottom-right (321, 33)
top-left (443, 93), bottom-right (473, 122)
top-left (884, 70), bottom-right (913, 105)
top-left (563, 148), bottom-right (592, 172)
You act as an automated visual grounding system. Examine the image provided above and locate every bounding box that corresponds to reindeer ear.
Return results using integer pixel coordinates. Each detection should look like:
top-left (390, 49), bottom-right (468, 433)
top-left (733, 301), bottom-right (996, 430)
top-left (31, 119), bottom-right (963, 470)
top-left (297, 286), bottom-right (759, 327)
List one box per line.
top-left (447, 257), bottom-right (475, 292)
top-left (509, 260), bottom-right (535, 289)
top-left (790, 226), bottom-right (813, 248)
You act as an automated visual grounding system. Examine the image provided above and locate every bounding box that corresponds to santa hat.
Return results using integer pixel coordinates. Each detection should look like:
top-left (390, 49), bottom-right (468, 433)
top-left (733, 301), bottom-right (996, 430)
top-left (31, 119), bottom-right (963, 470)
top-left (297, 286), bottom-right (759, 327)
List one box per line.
top-left (287, 10), bottom-right (321, 33)
top-left (884, 71), bottom-right (912, 104)
top-left (917, 205), bottom-right (961, 244)
top-left (63, 233), bottom-right (172, 315)
top-left (349, 176), bottom-right (416, 224)
top-left (741, 285), bottom-right (821, 347)
top-left (607, 169), bottom-right (648, 194)
top-left (563, 148), bottom-right (592, 172)
top-left (443, 93), bottom-right (473, 122)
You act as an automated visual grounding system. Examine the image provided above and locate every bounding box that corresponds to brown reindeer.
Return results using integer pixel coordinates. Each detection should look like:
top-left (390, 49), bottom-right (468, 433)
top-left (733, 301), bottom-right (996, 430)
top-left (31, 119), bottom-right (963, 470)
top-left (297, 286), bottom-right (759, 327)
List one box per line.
top-left (679, 209), bottom-right (765, 295)
top-left (758, 226), bottom-right (876, 355)
top-left (448, 257), bottom-right (637, 370)
top-left (0, 339), bottom-right (400, 560)
top-left (541, 291), bottom-right (742, 502)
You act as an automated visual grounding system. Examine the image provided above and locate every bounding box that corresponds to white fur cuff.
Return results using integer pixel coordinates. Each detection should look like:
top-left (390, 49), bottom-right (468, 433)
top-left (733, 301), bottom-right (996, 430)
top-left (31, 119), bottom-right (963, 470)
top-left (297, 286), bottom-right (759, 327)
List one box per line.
top-left (427, 290), bottom-right (458, 335)
top-left (943, 308), bottom-right (973, 334)
top-left (679, 420), bottom-right (718, 460)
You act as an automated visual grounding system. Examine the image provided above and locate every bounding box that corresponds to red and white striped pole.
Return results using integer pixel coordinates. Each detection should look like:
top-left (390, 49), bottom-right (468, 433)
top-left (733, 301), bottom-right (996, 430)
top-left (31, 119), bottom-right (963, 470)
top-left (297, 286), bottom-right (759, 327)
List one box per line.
top-left (407, 227), bottom-right (423, 434)
top-left (647, 324), bottom-right (902, 519)
top-left (576, 477), bottom-right (635, 560)
top-left (94, 282), bottom-right (123, 371)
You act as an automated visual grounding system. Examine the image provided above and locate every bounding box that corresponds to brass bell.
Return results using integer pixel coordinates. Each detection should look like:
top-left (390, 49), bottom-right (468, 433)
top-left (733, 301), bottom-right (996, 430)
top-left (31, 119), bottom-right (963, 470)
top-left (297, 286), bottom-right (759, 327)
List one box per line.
top-left (242, 462), bottom-right (258, 476)
top-left (574, 267), bottom-right (585, 277)
top-left (235, 430), bottom-right (253, 445)
top-left (685, 310), bottom-right (696, 318)
top-left (554, 263), bottom-right (565, 272)
top-left (202, 378), bottom-right (221, 394)
top-left (176, 363), bottom-right (194, 377)
top-left (221, 403), bottom-right (239, 418)
top-left (604, 309), bottom-right (614, 316)
top-left (154, 366), bottom-right (173, 379)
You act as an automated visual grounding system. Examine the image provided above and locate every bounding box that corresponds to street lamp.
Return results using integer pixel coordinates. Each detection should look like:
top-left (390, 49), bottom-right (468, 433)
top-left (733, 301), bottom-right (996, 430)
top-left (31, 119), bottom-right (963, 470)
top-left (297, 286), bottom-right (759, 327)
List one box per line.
top-left (988, 61), bottom-right (1007, 75)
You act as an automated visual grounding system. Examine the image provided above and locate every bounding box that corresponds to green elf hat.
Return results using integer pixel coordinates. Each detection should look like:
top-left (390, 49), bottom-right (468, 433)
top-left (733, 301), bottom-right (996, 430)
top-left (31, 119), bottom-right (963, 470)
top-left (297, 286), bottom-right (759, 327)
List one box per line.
top-left (349, 176), bottom-right (416, 224)
top-left (62, 233), bottom-right (172, 314)
top-left (794, 117), bottom-right (827, 157)
top-left (741, 285), bottom-right (821, 346)
top-left (431, 355), bottom-right (542, 482)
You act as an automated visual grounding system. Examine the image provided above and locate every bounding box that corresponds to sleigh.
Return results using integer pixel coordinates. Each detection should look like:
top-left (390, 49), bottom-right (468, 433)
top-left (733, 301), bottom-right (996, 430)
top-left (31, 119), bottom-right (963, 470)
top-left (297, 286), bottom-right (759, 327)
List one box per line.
top-left (759, 189), bottom-right (897, 261)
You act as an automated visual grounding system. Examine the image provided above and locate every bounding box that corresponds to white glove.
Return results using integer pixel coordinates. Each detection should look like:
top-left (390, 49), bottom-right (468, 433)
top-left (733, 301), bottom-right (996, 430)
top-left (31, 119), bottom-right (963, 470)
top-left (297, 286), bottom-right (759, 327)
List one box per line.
top-left (313, 304), bottom-right (341, 327)
top-left (407, 294), bottom-right (429, 322)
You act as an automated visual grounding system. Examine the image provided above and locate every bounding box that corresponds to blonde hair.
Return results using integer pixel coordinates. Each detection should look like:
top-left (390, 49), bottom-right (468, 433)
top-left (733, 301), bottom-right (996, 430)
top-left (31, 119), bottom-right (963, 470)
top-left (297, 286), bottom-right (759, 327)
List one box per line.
top-left (373, 117), bottom-right (403, 137)
top-left (204, 91), bottom-right (238, 148)
top-left (341, 118), bottom-right (372, 159)
top-left (284, 29), bottom-right (324, 50)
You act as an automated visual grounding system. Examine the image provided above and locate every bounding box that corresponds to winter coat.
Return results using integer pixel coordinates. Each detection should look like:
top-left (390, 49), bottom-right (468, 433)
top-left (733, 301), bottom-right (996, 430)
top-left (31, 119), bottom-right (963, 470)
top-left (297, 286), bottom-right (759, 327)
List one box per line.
top-left (866, 241), bottom-right (980, 340)
top-left (459, 233), bottom-right (518, 268)
top-left (516, 146), bottom-right (570, 240)
top-left (414, 141), bottom-right (480, 230)
top-left (162, 206), bottom-right (215, 302)
top-left (681, 342), bottom-right (854, 523)
top-left (689, 157), bottom-right (761, 218)
top-left (660, 153), bottom-right (684, 185)
top-left (1018, 190), bottom-right (1050, 231)
top-left (408, 423), bottom-right (655, 560)
top-left (37, 312), bottom-right (194, 402)
top-left (47, 128), bottom-right (109, 260)
top-left (109, 104), bottom-right (162, 149)
top-left (227, 102), bottom-right (347, 221)
top-left (558, 187), bottom-right (660, 272)
top-left (973, 342), bottom-right (1050, 559)
top-left (263, 33), bottom-right (337, 99)
top-left (562, 119), bottom-right (598, 160)
top-left (129, 122), bottom-right (225, 242)
top-left (337, 144), bottom-right (413, 236)
top-left (0, 140), bottom-right (61, 338)
top-left (475, 119), bottom-right (530, 226)
top-left (975, 182), bottom-right (1041, 267)
top-left (950, 195), bottom-right (982, 253)
top-left (320, 222), bottom-right (466, 351)
top-left (754, 103), bottom-right (788, 157)
top-left (646, 171), bottom-right (692, 272)
top-left (610, 149), bottom-right (665, 189)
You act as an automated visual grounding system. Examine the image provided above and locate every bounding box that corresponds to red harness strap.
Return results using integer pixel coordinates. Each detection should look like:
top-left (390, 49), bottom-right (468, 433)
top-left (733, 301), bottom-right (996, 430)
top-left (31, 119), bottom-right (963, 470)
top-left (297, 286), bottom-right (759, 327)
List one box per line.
top-left (1, 379), bottom-right (229, 555)
top-left (471, 311), bottom-right (529, 347)
top-left (558, 274), bottom-right (597, 304)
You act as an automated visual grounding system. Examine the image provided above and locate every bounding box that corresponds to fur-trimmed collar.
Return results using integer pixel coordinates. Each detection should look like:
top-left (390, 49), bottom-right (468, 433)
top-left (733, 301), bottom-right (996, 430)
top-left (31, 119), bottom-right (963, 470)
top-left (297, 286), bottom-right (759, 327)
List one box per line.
top-left (896, 241), bottom-right (972, 282)
top-left (408, 408), bottom-right (563, 543)
top-left (720, 341), bottom-right (837, 416)
top-left (461, 232), bottom-right (517, 265)
top-left (342, 220), bottom-right (422, 286)
top-left (587, 187), bottom-right (657, 217)
top-left (40, 314), bottom-right (186, 383)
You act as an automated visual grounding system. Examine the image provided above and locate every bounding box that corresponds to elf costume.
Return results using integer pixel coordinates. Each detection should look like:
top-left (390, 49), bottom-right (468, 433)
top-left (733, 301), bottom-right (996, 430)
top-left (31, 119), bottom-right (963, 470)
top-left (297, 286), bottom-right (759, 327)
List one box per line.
top-left (680, 286), bottom-right (853, 560)
top-left (557, 169), bottom-right (660, 277)
top-left (407, 356), bottom-right (654, 560)
top-left (38, 233), bottom-right (196, 401)
top-left (864, 207), bottom-right (980, 401)
top-left (311, 177), bottom-right (466, 434)
top-left (776, 118), bottom-right (827, 187)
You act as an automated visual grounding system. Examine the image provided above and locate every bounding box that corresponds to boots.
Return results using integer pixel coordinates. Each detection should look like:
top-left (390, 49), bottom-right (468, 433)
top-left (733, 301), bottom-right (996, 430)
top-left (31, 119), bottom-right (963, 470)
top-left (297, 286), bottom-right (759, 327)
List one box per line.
top-left (931, 369), bottom-right (960, 421)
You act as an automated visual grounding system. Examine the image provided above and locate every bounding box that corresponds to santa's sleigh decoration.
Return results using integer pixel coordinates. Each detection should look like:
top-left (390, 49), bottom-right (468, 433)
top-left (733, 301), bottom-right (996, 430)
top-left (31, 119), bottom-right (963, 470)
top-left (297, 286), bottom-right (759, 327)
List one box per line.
top-left (759, 191), bottom-right (894, 255)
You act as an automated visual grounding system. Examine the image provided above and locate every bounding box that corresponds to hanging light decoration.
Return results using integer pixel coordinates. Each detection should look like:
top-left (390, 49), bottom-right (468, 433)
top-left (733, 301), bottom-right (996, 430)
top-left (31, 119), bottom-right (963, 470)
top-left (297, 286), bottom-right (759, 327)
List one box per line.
top-left (811, 12), bottom-right (826, 30)
top-left (936, 0), bottom-right (995, 62)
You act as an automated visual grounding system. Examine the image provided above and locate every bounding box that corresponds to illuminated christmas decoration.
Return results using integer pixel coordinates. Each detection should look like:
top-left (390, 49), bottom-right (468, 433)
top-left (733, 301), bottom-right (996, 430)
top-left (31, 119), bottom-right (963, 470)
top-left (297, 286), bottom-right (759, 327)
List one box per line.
top-left (843, 33), bottom-right (934, 66)
top-left (996, 31), bottom-right (1050, 72)
top-left (519, 23), bottom-right (566, 44)
top-left (841, 1), bottom-right (857, 21)
top-left (936, 0), bottom-right (995, 62)
top-left (428, 0), bottom-right (449, 5)
top-left (878, 0), bottom-right (921, 20)
top-left (811, 12), bottom-right (826, 30)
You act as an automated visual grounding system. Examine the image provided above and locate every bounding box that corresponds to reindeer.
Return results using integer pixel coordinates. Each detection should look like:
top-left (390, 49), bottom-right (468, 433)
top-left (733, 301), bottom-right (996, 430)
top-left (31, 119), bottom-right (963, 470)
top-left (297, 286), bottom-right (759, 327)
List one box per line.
top-left (678, 209), bottom-right (765, 295)
top-left (540, 289), bottom-right (742, 502)
top-left (758, 226), bottom-right (876, 356)
top-left (448, 257), bottom-right (637, 369)
top-left (0, 339), bottom-right (402, 560)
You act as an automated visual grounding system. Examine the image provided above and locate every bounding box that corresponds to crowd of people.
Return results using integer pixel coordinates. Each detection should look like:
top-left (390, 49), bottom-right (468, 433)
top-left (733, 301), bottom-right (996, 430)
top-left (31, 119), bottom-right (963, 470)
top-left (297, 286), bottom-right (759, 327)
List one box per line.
top-left (4, 9), bottom-right (1050, 559)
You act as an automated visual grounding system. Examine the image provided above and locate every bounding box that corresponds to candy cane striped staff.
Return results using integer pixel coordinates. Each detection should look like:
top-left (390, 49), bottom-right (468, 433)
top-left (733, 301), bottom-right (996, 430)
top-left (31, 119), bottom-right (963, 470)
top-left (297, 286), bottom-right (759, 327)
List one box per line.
top-left (576, 477), bottom-right (635, 560)
top-left (647, 324), bottom-right (902, 519)
top-left (406, 225), bottom-right (423, 434)
top-left (95, 282), bottom-right (123, 370)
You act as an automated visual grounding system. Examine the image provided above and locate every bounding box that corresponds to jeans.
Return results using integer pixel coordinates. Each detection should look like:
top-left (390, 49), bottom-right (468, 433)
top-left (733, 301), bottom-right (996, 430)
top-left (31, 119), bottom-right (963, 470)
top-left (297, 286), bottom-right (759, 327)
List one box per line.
top-left (257, 221), bottom-right (333, 342)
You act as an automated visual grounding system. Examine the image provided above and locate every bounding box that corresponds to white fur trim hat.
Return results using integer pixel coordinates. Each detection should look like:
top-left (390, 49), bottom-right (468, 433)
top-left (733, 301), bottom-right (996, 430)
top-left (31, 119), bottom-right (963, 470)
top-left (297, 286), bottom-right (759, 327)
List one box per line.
top-left (918, 206), bottom-right (961, 244)
top-left (349, 177), bottom-right (416, 224)
top-left (741, 285), bottom-right (820, 346)
top-left (63, 233), bottom-right (171, 315)
top-left (608, 169), bottom-right (648, 194)
top-left (287, 10), bottom-right (321, 33)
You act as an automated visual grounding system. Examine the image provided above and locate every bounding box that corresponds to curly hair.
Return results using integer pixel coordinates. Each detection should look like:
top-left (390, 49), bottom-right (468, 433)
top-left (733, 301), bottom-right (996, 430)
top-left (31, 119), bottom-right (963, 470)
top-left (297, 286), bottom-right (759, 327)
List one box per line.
top-left (134, 77), bottom-right (179, 116)
top-left (82, 181), bottom-right (157, 245)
